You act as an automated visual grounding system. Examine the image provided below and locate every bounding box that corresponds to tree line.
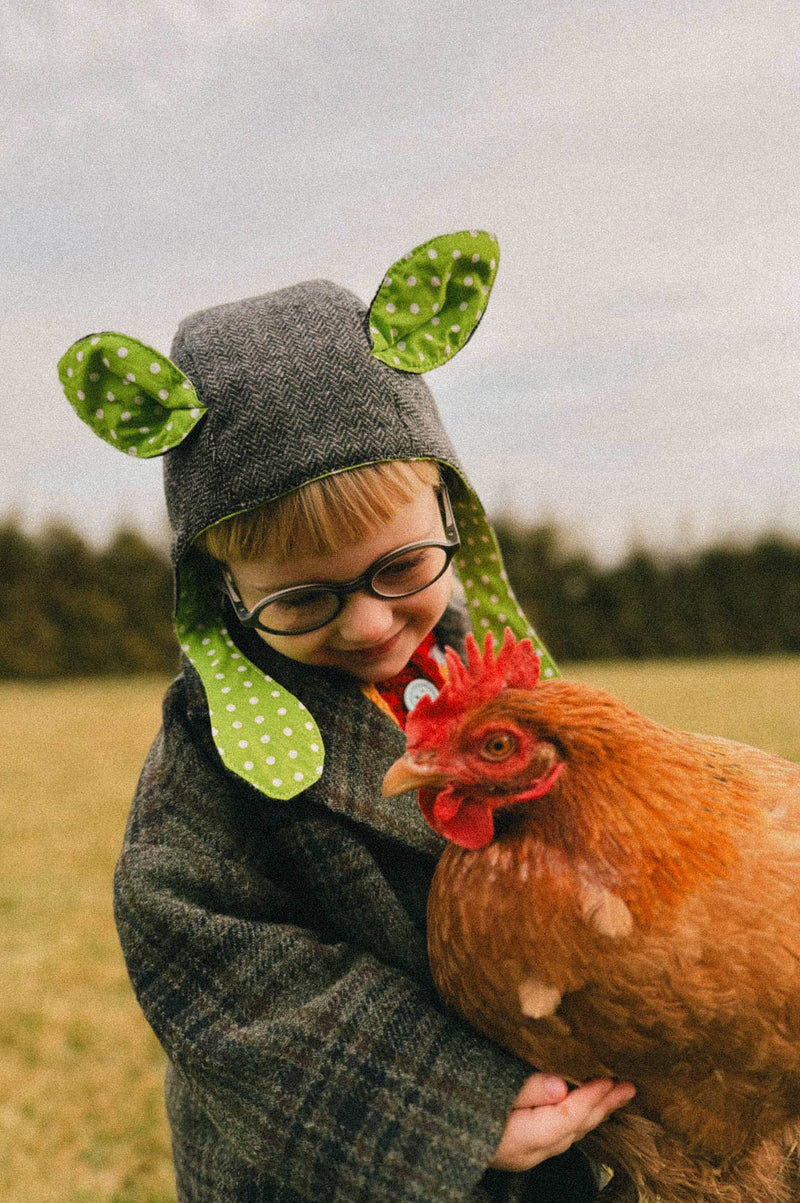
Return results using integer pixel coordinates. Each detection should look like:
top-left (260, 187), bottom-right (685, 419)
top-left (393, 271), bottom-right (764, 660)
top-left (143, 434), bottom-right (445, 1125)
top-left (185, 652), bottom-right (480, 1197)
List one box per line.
top-left (495, 520), bottom-right (800, 661)
top-left (0, 521), bottom-right (176, 678)
top-left (0, 516), bottom-right (798, 678)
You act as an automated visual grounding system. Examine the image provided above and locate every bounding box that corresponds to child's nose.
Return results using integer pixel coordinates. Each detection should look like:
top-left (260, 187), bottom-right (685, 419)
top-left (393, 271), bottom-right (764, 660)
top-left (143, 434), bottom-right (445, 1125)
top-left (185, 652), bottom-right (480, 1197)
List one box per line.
top-left (334, 590), bottom-right (396, 645)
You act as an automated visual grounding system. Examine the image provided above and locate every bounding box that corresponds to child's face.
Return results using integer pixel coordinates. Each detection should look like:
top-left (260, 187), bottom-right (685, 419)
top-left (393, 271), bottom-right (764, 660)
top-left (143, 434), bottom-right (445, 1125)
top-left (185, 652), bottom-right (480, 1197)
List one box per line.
top-left (226, 487), bottom-right (454, 682)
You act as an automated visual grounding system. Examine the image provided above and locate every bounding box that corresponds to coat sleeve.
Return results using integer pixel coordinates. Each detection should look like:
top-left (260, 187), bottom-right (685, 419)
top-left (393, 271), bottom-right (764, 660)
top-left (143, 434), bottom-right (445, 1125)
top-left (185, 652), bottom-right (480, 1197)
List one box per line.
top-left (114, 676), bottom-right (538, 1202)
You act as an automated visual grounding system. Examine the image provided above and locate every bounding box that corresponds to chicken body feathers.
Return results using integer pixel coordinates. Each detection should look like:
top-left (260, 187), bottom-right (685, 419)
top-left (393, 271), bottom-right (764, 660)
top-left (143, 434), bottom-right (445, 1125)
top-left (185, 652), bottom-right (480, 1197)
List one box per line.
top-left (412, 668), bottom-right (800, 1202)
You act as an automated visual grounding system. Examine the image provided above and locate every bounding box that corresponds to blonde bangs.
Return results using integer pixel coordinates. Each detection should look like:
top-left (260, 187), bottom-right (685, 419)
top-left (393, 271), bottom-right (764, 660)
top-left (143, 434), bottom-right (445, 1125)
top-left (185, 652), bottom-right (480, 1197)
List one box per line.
top-left (197, 460), bottom-right (442, 565)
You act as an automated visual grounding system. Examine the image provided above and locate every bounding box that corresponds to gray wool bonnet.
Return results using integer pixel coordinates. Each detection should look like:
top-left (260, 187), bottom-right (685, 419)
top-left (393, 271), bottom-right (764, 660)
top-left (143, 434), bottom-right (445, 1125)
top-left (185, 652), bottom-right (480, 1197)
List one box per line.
top-left (58, 230), bottom-right (557, 801)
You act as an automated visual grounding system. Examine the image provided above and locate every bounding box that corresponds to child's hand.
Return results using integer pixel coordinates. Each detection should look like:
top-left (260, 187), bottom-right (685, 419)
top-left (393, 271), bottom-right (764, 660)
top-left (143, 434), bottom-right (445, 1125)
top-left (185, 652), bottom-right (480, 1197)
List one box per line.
top-left (489, 1074), bottom-right (636, 1172)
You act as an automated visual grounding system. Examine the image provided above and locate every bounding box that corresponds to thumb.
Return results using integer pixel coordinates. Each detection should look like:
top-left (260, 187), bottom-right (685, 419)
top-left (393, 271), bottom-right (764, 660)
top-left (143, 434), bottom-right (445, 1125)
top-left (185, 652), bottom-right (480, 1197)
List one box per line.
top-left (512, 1073), bottom-right (570, 1109)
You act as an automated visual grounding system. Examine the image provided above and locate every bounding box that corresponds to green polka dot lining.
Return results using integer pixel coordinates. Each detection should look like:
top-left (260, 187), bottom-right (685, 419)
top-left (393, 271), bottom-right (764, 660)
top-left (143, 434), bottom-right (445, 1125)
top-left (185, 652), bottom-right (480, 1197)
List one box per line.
top-left (57, 332), bottom-right (207, 458)
top-left (176, 557), bottom-right (324, 801)
top-left (178, 619), bottom-right (325, 801)
top-left (449, 477), bottom-right (559, 680)
top-left (369, 230), bottom-right (500, 373)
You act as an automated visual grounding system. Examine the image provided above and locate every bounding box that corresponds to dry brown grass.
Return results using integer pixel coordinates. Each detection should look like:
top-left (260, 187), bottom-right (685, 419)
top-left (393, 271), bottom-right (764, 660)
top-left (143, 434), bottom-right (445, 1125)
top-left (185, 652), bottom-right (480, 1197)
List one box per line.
top-left (0, 658), bottom-right (797, 1201)
top-left (566, 653), bottom-right (800, 762)
top-left (0, 677), bottom-right (174, 1203)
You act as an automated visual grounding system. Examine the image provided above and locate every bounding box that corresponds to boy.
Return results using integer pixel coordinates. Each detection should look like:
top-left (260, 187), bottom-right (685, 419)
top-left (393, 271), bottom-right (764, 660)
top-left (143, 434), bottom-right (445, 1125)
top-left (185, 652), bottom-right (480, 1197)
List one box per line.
top-left (58, 231), bottom-right (633, 1200)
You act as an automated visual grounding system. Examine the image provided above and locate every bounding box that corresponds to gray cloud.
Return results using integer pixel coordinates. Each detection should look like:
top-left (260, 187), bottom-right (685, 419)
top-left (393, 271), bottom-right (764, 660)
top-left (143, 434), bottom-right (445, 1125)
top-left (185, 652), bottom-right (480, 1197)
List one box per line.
top-left (5, 0), bottom-right (799, 561)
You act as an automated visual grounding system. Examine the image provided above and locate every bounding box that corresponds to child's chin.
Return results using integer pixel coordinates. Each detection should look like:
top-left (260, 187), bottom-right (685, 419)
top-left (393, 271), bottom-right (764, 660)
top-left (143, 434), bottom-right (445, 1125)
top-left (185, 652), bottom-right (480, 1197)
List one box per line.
top-left (340, 637), bottom-right (414, 682)
top-left (350, 653), bottom-right (408, 683)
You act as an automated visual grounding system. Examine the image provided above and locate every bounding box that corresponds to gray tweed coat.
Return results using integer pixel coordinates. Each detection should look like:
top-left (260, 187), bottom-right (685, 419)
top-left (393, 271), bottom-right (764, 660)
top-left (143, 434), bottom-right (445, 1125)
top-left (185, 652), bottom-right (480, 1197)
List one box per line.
top-left (116, 616), bottom-right (598, 1201)
top-left (112, 271), bottom-right (598, 1201)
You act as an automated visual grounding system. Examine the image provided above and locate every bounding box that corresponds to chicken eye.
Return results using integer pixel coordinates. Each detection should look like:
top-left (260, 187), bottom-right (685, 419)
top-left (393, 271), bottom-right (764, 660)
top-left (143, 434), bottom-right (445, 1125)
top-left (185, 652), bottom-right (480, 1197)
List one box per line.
top-left (480, 732), bottom-right (517, 761)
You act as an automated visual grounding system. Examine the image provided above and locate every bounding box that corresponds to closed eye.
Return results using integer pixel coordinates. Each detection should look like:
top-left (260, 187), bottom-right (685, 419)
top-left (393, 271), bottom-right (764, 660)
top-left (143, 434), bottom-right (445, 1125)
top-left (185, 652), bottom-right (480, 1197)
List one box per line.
top-left (373, 547), bottom-right (446, 595)
top-left (380, 551), bottom-right (427, 576)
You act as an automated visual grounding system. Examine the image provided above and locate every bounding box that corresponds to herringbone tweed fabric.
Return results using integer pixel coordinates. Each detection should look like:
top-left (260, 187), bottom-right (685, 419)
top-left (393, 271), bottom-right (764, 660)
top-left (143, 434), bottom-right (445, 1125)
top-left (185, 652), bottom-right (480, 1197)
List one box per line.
top-left (166, 280), bottom-right (460, 567)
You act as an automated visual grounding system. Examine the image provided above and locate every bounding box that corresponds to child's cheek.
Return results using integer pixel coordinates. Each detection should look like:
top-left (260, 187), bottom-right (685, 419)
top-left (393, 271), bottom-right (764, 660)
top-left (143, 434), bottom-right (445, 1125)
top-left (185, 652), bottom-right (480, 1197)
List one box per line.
top-left (254, 627), bottom-right (325, 665)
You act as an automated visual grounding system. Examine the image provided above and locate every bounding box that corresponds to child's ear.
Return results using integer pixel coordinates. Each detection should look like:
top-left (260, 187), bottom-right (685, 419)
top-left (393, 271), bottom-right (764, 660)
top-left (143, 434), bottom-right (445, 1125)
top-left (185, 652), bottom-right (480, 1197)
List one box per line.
top-left (368, 230), bottom-right (499, 374)
top-left (57, 332), bottom-right (207, 457)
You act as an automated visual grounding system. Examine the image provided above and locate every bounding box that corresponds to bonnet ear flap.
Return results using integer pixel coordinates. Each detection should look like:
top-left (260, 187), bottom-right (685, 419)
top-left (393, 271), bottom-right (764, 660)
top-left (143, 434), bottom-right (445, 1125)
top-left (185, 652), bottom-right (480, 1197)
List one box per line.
top-left (58, 332), bottom-right (207, 458)
top-left (368, 230), bottom-right (499, 373)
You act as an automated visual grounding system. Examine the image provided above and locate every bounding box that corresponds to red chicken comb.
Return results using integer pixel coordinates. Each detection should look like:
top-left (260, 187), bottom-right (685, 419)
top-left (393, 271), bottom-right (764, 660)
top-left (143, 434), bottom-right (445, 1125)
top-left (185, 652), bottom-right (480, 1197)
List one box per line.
top-left (408, 628), bottom-right (542, 739)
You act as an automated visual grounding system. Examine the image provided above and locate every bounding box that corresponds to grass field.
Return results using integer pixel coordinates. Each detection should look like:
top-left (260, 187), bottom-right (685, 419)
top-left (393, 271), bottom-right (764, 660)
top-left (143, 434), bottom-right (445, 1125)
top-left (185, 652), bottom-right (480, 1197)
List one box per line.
top-left (1, 657), bottom-right (799, 1202)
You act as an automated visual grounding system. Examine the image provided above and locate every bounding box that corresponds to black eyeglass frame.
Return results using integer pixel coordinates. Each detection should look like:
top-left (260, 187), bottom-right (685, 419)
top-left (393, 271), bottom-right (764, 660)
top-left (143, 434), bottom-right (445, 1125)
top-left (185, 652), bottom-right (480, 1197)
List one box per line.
top-left (222, 484), bottom-right (461, 636)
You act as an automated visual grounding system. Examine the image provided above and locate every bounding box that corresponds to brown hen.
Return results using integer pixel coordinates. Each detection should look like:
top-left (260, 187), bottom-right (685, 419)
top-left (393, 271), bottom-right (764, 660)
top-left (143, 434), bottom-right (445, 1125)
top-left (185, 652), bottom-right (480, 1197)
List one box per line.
top-left (383, 630), bottom-right (800, 1203)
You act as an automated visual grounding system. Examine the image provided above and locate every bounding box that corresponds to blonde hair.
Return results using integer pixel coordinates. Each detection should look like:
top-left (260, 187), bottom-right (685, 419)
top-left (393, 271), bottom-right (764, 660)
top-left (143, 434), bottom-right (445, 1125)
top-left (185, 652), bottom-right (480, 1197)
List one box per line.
top-left (197, 459), bottom-right (442, 565)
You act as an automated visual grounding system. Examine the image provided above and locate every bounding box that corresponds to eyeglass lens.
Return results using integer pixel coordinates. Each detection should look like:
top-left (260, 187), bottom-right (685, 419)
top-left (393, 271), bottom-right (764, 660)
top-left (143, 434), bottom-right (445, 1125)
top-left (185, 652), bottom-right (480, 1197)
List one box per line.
top-left (257, 545), bottom-right (450, 634)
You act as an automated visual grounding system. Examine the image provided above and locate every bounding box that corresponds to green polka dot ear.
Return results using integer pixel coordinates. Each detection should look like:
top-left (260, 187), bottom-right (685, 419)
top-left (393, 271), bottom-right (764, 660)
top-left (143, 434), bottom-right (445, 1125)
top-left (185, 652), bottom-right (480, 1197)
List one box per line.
top-left (369, 230), bottom-right (499, 373)
top-left (57, 332), bottom-right (206, 457)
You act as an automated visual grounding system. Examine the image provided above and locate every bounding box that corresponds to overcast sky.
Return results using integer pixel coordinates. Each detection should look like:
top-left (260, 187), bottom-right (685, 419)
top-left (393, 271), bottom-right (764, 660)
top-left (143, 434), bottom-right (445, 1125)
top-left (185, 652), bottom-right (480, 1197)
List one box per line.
top-left (5, 0), bottom-right (799, 562)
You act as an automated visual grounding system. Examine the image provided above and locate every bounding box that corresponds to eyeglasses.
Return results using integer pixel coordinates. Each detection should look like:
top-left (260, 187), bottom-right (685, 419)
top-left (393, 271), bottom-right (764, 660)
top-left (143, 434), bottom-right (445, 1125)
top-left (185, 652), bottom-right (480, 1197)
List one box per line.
top-left (222, 484), bottom-right (461, 636)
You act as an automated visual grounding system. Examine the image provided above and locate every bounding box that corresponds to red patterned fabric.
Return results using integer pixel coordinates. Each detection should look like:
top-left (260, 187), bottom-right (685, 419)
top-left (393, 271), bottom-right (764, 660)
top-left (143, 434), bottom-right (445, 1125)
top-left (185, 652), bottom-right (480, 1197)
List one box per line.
top-left (374, 631), bottom-right (446, 728)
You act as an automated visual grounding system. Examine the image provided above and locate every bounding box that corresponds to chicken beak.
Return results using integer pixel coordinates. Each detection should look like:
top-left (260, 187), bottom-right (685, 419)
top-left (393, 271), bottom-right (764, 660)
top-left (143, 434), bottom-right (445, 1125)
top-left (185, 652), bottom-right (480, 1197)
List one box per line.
top-left (382, 754), bottom-right (450, 797)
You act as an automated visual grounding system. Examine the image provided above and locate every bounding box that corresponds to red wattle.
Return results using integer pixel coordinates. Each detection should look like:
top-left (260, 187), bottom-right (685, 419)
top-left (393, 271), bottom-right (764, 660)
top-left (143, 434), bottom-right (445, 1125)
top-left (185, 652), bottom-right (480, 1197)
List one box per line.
top-left (432, 785), bottom-right (463, 824)
top-left (441, 799), bottom-right (495, 850)
top-left (418, 787), bottom-right (495, 849)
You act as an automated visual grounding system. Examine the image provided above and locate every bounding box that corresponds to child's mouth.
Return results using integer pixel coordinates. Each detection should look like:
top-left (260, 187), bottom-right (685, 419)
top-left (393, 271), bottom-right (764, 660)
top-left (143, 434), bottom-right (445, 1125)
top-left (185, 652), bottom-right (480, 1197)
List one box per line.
top-left (344, 629), bottom-right (404, 660)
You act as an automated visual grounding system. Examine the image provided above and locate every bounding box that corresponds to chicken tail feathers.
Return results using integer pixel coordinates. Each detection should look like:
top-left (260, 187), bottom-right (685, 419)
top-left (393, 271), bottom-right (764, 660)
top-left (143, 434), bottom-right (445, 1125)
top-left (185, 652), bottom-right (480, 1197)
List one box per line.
top-left (583, 1111), bottom-right (800, 1203)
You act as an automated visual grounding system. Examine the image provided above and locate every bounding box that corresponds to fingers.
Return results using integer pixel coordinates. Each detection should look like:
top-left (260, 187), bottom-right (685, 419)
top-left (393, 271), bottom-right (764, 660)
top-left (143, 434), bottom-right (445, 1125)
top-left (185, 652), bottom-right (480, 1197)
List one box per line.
top-left (540, 1078), bottom-right (636, 1146)
top-left (490, 1076), bottom-right (636, 1173)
